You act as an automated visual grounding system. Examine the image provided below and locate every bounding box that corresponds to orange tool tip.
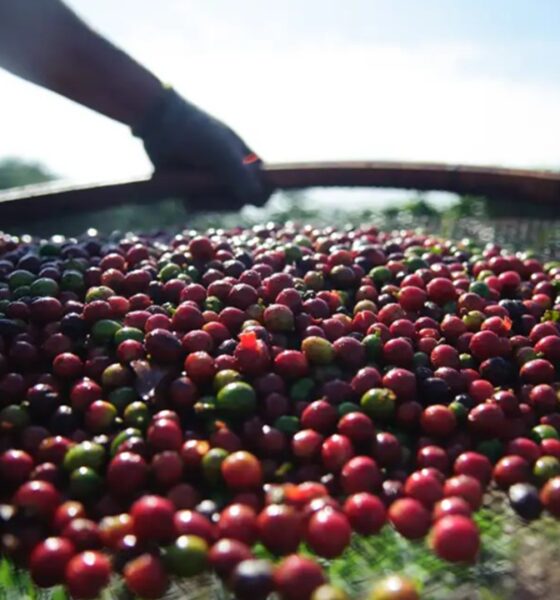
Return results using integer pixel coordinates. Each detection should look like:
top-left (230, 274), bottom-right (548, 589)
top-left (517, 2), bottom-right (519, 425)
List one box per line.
top-left (239, 330), bottom-right (258, 349)
top-left (243, 153), bottom-right (260, 165)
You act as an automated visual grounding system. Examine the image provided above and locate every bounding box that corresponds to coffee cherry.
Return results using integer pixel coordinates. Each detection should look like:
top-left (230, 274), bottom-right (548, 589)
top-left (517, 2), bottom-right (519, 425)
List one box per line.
top-left (388, 498), bottom-right (431, 539)
top-left (209, 538), bottom-right (253, 579)
top-left (508, 483), bottom-right (542, 520)
top-left (493, 456), bottom-right (531, 489)
top-left (14, 480), bottom-right (60, 519)
top-left (30, 537), bottom-right (75, 587)
top-left (257, 504), bottom-right (303, 555)
top-left (131, 495), bottom-right (175, 543)
top-left (404, 471), bottom-right (444, 507)
top-left (221, 451), bottom-right (263, 491)
top-left (231, 559), bottom-right (275, 600)
top-left (124, 553), bottom-right (169, 599)
top-left (107, 452), bottom-right (148, 496)
top-left (174, 510), bottom-right (216, 544)
top-left (65, 551), bottom-right (111, 600)
top-left (306, 508), bottom-right (351, 558)
top-left (321, 434), bottom-right (354, 472)
top-left (218, 504), bottom-right (259, 546)
top-left (443, 475), bottom-right (483, 510)
top-left (340, 456), bottom-right (382, 494)
top-left (0, 449), bottom-right (34, 486)
top-left (163, 534), bottom-right (208, 578)
top-left (431, 515), bottom-right (479, 563)
top-left (368, 574), bottom-right (419, 600)
top-left (275, 554), bottom-right (327, 600)
top-left (540, 476), bottom-right (560, 517)
top-left (454, 452), bottom-right (492, 484)
top-left (433, 496), bottom-right (472, 520)
top-left (343, 493), bottom-right (386, 535)
top-left (312, 585), bottom-right (350, 600)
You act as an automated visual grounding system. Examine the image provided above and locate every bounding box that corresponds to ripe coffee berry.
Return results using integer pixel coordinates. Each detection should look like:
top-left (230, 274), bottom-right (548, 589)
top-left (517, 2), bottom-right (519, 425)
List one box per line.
top-left (306, 508), bottom-right (352, 558)
top-left (507, 438), bottom-right (541, 464)
top-left (322, 434), bottom-right (354, 472)
top-left (468, 403), bottom-right (505, 437)
top-left (14, 480), bottom-right (60, 519)
top-left (257, 504), bottom-right (303, 555)
top-left (417, 445), bottom-right (449, 474)
top-left (420, 405), bottom-right (456, 437)
top-left (493, 456), bottom-right (531, 489)
top-left (174, 510), bottom-right (216, 544)
top-left (340, 456), bottom-right (382, 494)
top-left (209, 538), bottom-right (253, 579)
top-left (431, 515), bottom-right (480, 563)
top-left (65, 551), bottom-right (111, 600)
top-left (399, 286), bottom-right (427, 311)
top-left (218, 504), bottom-right (259, 546)
top-left (454, 452), bottom-right (492, 484)
top-left (131, 495), bottom-right (175, 543)
top-left (337, 412), bottom-right (375, 443)
top-left (388, 498), bottom-right (431, 539)
top-left (541, 477), bottom-right (560, 517)
top-left (123, 553), bottom-right (169, 599)
top-left (433, 496), bottom-right (473, 520)
top-left (221, 451), bottom-right (263, 491)
top-left (30, 537), bottom-right (75, 588)
top-left (343, 493), bottom-right (386, 535)
top-left (404, 471), bottom-right (444, 507)
top-left (274, 555), bottom-right (326, 600)
top-left (469, 331), bottom-right (501, 360)
top-left (0, 449), bottom-right (34, 485)
top-left (443, 475), bottom-right (483, 510)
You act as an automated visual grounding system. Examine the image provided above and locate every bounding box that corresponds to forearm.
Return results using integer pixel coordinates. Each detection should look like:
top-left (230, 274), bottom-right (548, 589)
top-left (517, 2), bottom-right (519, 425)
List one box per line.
top-left (0, 0), bottom-right (162, 126)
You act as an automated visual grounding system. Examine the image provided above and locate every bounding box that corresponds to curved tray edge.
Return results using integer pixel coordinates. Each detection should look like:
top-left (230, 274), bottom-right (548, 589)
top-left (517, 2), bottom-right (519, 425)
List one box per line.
top-left (0, 162), bottom-right (559, 225)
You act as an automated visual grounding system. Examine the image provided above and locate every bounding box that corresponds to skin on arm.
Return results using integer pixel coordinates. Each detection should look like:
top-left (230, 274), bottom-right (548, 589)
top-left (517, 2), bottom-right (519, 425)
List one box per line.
top-left (0, 0), bottom-right (163, 126)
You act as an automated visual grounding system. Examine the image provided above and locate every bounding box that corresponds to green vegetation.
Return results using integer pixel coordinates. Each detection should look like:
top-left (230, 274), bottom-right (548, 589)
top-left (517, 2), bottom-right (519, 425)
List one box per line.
top-left (0, 157), bottom-right (54, 190)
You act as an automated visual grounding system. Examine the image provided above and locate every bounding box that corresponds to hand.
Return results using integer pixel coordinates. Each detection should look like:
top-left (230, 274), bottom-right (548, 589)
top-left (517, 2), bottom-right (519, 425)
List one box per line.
top-left (132, 88), bottom-right (269, 207)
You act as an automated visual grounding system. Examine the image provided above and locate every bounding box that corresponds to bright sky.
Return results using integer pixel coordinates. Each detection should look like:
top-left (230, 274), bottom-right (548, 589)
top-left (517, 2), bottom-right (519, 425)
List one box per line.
top-left (1, 0), bottom-right (559, 183)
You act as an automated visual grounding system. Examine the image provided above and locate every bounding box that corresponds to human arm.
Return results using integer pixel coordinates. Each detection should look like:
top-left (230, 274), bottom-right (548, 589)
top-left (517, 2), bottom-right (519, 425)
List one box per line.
top-left (0, 0), bottom-right (267, 205)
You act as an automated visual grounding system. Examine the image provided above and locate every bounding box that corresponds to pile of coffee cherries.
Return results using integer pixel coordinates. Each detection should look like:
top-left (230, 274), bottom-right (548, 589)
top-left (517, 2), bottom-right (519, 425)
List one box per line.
top-left (1, 223), bottom-right (560, 600)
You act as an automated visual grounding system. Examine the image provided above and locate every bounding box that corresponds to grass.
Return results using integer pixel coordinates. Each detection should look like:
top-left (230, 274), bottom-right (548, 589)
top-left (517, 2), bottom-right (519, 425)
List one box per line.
top-left (327, 506), bottom-right (513, 599)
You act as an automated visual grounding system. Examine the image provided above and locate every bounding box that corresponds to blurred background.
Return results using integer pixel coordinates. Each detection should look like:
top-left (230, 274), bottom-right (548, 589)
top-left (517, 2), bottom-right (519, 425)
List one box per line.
top-left (1, 0), bottom-right (560, 183)
top-left (0, 0), bottom-right (559, 235)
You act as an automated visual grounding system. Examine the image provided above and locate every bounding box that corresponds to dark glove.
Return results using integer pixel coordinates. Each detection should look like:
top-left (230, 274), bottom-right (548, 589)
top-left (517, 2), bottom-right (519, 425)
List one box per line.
top-left (132, 87), bottom-right (269, 207)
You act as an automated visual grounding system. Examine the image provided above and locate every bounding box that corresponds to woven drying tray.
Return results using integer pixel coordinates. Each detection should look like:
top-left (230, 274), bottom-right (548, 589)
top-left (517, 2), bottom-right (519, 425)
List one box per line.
top-left (0, 161), bottom-right (559, 225)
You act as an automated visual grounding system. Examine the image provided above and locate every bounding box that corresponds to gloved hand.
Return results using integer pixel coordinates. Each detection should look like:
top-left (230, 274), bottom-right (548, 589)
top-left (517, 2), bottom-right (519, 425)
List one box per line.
top-left (132, 87), bottom-right (270, 207)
